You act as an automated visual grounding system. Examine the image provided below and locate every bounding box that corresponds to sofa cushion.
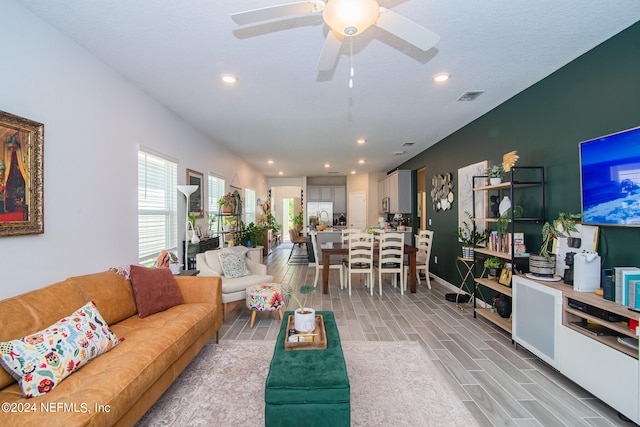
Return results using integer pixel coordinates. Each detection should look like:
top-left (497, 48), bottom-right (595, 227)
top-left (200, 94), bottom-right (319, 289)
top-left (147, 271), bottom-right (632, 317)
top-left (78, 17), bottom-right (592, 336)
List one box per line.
top-left (218, 252), bottom-right (252, 279)
top-left (129, 265), bottom-right (184, 318)
top-left (221, 274), bottom-right (275, 294)
top-left (0, 301), bottom-right (119, 398)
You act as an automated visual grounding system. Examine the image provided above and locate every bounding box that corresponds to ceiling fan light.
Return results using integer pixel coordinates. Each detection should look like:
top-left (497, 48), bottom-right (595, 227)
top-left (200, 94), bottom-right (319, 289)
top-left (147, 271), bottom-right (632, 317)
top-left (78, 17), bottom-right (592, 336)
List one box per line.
top-left (322, 0), bottom-right (379, 37)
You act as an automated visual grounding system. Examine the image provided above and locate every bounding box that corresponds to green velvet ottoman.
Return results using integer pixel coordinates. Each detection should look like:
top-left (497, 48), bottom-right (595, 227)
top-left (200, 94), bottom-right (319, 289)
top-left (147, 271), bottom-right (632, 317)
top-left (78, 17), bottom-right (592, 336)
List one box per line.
top-left (265, 311), bottom-right (350, 427)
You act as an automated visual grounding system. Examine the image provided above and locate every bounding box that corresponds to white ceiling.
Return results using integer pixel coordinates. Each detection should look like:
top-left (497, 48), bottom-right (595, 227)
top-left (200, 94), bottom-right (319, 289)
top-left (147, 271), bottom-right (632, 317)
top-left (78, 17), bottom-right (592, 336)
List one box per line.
top-left (16, 0), bottom-right (640, 177)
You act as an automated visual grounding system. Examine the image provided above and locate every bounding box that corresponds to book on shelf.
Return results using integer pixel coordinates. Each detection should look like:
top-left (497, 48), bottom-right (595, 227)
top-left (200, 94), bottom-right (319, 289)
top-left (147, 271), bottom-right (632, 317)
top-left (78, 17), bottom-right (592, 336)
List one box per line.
top-left (613, 267), bottom-right (640, 306)
top-left (629, 280), bottom-right (640, 309)
top-left (487, 231), bottom-right (525, 256)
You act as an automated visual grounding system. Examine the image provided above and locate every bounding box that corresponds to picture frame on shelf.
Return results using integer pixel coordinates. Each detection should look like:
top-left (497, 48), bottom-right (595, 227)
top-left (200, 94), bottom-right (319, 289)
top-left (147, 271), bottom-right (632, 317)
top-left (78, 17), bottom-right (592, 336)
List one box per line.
top-left (499, 268), bottom-right (512, 287)
top-left (0, 110), bottom-right (44, 237)
top-left (186, 168), bottom-right (204, 218)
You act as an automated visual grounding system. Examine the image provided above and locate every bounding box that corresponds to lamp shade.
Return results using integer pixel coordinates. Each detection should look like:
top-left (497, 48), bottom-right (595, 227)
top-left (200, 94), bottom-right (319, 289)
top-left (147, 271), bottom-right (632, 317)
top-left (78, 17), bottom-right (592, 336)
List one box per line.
top-left (177, 185), bottom-right (198, 197)
top-left (322, 0), bottom-right (379, 36)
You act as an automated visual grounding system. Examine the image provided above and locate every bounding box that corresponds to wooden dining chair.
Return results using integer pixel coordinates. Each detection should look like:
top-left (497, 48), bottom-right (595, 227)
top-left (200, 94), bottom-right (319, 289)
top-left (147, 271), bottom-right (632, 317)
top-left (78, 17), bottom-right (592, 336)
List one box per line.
top-left (288, 229), bottom-right (307, 261)
top-left (376, 232), bottom-right (405, 295)
top-left (342, 232), bottom-right (374, 296)
top-left (309, 231), bottom-right (343, 289)
top-left (405, 229), bottom-right (434, 290)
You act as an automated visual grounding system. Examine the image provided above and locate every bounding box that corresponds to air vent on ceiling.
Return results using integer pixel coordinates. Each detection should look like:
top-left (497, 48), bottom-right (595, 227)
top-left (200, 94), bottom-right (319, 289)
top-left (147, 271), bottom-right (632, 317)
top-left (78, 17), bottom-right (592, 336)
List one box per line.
top-left (457, 90), bottom-right (485, 101)
top-left (401, 142), bottom-right (414, 147)
top-left (394, 151), bottom-right (405, 156)
top-left (328, 171), bottom-right (340, 174)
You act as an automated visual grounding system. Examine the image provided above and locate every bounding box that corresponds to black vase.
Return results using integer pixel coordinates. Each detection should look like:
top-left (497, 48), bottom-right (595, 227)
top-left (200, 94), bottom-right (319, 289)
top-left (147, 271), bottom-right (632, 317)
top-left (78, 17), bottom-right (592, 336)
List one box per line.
top-left (494, 294), bottom-right (512, 318)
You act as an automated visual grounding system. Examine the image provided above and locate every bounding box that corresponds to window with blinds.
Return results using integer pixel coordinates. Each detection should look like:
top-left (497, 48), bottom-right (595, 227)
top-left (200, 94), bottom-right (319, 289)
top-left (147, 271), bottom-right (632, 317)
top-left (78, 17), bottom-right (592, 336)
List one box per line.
top-left (245, 188), bottom-right (256, 224)
top-left (208, 174), bottom-right (225, 232)
top-left (138, 149), bottom-right (177, 265)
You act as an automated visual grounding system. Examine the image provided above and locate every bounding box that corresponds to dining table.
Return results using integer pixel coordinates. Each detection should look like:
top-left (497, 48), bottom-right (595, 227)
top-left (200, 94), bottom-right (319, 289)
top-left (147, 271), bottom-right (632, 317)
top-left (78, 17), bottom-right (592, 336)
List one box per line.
top-left (319, 242), bottom-right (418, 294)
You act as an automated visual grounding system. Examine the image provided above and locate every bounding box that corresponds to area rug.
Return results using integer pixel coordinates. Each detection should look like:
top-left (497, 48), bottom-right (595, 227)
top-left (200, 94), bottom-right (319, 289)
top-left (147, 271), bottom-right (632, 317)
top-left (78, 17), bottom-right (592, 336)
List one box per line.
top-left (288, 253), bottom-right (309, 265)
top-left (136, 340), bottom-right (477, 426)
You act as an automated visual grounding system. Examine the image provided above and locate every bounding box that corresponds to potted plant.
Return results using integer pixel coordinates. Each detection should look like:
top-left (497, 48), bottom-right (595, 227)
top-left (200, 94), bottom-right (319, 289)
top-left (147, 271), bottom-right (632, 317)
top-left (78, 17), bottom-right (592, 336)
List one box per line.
top-left (496, 205), bottom-right (524, 235)
top-left (484, 257), bottom-right (503, 279)
top-left (292, 211), bottom-right (304, 232)
top-left (168, 252), bottom-right (180, 275)
top-left (222, 215), bottom-right (237, 232)
top-left (529, 212), bottom-right (582, 277)
top-left (454, 211), bottom-right (487, 259)
top-left (485, 165), bottom-right (504, 185)
top-left (218, 192), bottom-right (236, 214)
top-left (285, 285), bottom-right (317, 333)
top-left (242, 222), bottom-right (267, 248)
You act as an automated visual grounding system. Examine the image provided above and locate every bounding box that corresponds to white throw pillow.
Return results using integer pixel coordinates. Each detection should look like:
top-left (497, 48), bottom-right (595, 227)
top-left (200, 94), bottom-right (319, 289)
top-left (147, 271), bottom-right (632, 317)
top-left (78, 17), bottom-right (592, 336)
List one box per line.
top-left (217, 252), bottom-right (252, 279)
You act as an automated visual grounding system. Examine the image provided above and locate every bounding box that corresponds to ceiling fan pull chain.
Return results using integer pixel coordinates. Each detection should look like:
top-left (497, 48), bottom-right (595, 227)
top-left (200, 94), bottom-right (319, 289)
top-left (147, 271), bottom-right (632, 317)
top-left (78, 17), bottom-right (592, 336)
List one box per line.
top-left (349, 37), bottom-right (354, 89)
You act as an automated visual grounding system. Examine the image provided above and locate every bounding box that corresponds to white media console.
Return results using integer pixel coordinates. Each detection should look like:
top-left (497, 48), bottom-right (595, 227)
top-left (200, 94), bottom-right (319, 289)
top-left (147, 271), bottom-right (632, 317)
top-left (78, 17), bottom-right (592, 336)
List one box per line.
top-left (512, 274), bottom-right (640, 423)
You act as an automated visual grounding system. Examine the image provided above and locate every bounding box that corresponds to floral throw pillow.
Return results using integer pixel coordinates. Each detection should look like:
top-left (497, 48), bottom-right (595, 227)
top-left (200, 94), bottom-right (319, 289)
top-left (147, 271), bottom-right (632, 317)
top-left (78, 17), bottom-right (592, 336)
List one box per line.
top-left (0, 301), bottom-right (119, 398)
top-left (218, 252), bottom-right (252, 279)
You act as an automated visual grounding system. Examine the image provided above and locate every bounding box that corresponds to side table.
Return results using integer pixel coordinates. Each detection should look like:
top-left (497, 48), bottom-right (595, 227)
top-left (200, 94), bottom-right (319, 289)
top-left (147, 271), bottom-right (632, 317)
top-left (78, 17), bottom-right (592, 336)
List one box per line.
top-left (455, 257), bottom-right (478, 309)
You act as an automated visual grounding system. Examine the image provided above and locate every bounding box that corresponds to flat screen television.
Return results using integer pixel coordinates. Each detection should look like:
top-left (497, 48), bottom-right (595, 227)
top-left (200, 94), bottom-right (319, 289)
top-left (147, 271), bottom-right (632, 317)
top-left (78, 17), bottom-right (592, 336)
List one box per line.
top-left (580, 125), bottom-right (640, 226)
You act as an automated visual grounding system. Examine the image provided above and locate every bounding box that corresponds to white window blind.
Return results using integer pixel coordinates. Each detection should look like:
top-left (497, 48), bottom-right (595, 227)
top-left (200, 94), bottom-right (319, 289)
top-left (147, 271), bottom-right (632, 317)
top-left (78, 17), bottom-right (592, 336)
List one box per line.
top-left (138, 149), bottom-right (177, 265)
top-left (208, 174), bottom-right (225, 231)
top-left (245, 188), bottom-right (256, 224)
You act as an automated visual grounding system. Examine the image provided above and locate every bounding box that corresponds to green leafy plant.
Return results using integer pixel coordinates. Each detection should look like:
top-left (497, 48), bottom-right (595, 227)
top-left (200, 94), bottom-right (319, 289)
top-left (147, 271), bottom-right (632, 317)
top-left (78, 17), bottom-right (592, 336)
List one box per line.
top-left (496, 205), bottom-right (524, 235)
top-left (218, 192), bottom-right (236, 208)
top-left (292, 211), bottom-right (304, 227)
top-left (540, 212), bottom-right (582, 260)
top-left (265, 212), bottom-right (281, 233)
top-left (454, 211), bottom-right (487, 247)
top-left (484, 257), bottom-right (503, 269)
top-left (241, 222), bottom-right (266, 247)
top-left (485, 165), bottom-right (503, 179)
top-left (286, 285), bottom-right (316, 313)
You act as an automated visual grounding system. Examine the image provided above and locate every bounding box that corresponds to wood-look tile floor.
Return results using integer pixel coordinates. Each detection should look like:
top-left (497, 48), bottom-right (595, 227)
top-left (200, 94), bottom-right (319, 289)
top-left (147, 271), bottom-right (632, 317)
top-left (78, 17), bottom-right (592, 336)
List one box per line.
top-left (220, 244), bottom-right (637, 427)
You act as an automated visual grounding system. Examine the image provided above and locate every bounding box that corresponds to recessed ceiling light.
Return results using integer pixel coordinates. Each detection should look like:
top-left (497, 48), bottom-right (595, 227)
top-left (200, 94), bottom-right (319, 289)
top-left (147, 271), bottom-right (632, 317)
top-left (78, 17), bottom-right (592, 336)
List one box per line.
top-left (324, 163), bottom-right (330, 168)
top-left (351, 170), bottom-right (356, 175)
top-left (358, 159), bottom-right (365, 164)
top-left (267, 159), bottom-right (274, 164)
top-left (278, 171), bottom-right (284, 175)
top-left (221, 74), bottom-right (238, 84)
top-left (433, 73), bottom-right (450, 83)
top-left (357, 139), bottom-right (366, 144)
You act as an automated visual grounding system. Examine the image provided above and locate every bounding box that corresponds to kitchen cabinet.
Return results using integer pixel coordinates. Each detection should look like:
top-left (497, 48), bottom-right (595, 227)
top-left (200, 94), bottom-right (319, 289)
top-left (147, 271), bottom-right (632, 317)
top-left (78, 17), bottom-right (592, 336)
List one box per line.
top-left (333, 186), bottom-right (346, 213)
top-left (378, 170), bottom-right (411, 214)
top-left (308, 185), bottom-right (346, 212)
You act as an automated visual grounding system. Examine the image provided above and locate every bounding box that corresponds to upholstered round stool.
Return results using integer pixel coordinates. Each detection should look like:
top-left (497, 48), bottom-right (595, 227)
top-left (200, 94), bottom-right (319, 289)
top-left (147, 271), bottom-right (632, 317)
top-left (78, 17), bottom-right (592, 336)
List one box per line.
top-left (246, 283), bottom-right (285, 328)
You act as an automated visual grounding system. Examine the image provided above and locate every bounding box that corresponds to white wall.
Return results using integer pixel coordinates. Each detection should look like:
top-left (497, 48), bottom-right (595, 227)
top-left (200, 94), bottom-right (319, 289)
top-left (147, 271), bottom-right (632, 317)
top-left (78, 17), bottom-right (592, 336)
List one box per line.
top-left (0, 1), bottom-right (266, 299)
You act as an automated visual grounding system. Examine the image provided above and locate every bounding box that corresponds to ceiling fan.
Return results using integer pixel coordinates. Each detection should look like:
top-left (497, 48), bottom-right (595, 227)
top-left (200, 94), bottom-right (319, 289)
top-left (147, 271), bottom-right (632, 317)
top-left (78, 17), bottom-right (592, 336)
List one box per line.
top-left (231, 0), bottom-right (440, 71)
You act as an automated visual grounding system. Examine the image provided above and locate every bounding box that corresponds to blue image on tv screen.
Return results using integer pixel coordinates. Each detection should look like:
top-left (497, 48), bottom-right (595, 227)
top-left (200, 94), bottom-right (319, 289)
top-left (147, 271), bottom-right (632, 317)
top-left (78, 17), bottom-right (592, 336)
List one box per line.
top-left (580, 126), bottom-right (640, 226)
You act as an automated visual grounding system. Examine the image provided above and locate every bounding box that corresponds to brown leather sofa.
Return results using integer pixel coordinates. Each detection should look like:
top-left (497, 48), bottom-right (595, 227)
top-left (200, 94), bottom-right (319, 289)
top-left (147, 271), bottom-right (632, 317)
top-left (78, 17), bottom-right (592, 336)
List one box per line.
top-left (0, 270), bottom-right (222, 426)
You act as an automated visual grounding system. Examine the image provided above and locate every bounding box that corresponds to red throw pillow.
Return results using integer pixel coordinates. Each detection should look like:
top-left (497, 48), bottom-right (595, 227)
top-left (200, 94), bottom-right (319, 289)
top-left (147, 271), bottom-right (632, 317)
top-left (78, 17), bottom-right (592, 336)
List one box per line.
top-left (129, 265), bottom-right (184, 318)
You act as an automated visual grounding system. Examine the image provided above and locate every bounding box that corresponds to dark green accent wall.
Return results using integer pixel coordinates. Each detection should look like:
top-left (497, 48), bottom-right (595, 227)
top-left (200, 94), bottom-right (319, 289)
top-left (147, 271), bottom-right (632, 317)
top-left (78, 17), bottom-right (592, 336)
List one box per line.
top-left (400, 21), bottom-right (640, 289)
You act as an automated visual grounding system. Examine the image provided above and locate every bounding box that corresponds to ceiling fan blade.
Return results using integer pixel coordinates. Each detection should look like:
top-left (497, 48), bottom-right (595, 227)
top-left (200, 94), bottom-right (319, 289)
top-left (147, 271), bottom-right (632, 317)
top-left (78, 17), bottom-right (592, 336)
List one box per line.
top-left (375, 7), bottom-right (440, 51)
top-left (317, 30), bottom-right (344, 71)
top-left (231, 1), bottom-right (325, 25)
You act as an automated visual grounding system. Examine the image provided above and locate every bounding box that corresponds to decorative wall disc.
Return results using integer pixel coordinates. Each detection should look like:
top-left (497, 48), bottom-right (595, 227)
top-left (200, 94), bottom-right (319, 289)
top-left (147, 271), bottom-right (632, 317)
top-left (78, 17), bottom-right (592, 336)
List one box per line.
top-left (432, 172), bottom-right (454, 212)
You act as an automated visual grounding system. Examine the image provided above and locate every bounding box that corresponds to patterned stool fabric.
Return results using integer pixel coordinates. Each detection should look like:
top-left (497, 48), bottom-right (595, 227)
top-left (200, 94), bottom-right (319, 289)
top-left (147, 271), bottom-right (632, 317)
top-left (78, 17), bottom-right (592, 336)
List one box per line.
top-left (246, 283), bottom-right (285, 328)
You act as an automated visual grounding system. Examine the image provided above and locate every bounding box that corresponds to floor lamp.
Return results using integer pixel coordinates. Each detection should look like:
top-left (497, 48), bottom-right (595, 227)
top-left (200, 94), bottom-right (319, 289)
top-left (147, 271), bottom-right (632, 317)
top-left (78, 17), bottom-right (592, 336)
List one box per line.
top-left (177, 185), bottom-right (199, 271)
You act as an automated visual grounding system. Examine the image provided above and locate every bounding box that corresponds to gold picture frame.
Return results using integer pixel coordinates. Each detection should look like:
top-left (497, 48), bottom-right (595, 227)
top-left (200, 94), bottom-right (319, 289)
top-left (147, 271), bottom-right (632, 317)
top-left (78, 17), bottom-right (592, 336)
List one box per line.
top-left (499, 268), bottom-right (512, 287)
top-left (186, 168), bottom-right (204, 218)
top-left (0, 110), bottom-right (44, 236)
